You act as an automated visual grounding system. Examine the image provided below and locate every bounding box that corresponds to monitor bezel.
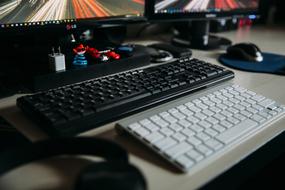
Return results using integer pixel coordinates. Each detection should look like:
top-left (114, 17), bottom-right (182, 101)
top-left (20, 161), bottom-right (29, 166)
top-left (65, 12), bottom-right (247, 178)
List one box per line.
top-left (146, 0), bottom-right (259, 21)
top-left (0, 3), bottom-right (146, 33)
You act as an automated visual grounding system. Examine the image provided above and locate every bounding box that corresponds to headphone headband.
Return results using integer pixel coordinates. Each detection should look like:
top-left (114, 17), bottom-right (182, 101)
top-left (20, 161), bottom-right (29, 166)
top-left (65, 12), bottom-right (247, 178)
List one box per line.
top-left (0, 137), bottom-right (128, 176)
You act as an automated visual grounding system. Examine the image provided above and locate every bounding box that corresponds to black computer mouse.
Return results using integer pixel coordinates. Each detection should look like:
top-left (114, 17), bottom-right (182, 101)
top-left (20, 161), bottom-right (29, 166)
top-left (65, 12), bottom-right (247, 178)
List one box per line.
top-left (226, 43), bottom-right (263, 62)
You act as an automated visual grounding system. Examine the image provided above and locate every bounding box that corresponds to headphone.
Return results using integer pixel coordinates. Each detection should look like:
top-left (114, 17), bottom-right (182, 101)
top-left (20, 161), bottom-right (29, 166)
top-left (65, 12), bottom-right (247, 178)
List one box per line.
top-left (0, 137), bottom-right (147, 190)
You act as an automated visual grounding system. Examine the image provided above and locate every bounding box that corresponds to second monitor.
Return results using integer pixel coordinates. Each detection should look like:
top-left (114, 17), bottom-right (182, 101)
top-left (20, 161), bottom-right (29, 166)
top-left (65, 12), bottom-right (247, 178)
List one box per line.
top-left (147, 0), bottom-right (259, 49)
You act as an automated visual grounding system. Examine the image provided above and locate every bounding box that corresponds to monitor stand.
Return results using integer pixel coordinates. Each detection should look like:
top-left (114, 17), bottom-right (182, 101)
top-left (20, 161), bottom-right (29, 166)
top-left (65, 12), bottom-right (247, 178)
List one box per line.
top-left (172, 20), bottom-right (232, 50)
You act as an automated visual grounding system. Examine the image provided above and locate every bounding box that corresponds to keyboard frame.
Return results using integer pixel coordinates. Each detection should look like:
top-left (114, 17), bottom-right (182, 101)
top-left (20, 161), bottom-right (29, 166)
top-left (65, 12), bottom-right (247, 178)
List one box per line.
top-left (116, 82), bottom-right (285, 174)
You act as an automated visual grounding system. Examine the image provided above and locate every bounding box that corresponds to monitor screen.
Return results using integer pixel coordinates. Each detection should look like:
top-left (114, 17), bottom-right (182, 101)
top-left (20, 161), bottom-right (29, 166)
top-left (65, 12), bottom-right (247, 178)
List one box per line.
top-left (148, 0), bottom-right (259, 20)
top-left (0, 0), bottom-right (145, 29)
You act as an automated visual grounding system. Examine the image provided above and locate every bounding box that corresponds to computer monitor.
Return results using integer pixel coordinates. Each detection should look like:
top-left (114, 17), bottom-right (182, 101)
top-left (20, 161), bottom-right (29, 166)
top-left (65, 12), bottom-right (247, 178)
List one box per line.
top-left (0, 0), bottom-right (144, 30)
top-left (146, 0), bottom-right (259, 49)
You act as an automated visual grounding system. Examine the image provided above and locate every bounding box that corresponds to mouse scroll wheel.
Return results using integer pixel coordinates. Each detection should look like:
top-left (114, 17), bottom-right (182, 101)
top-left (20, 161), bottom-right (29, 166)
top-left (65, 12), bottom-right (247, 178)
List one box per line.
top-left (256, 52), bottom-right (263, 62)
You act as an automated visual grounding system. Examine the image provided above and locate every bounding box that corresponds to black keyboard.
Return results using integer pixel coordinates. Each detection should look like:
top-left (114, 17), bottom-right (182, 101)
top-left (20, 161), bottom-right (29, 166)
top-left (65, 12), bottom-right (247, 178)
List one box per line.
top-left (17, 57), bottom-right (234, 136)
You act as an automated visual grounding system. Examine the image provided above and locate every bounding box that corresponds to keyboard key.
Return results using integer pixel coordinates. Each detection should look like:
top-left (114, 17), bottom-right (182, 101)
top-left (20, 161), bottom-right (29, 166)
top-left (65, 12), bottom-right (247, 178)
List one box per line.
top-left (165, 141), bottom-right (193, 158)
top-left (216, 119), bottom-right (258, 144)
top-left (186, 149), bottom-right (204, 162)
top-left (196, 144), bottom-right (213, 156)
top-left (144, 132), bottom-right (165, 143)
top-left (187, 136), bottom-right (202, 146)
top-left (204, 139), bottom-right (224, 151)
top-left (128, 122), bottom-right (141, 131)
top-left (176, 155), bottom-right (195, 169)
top-left (154, 137), bottom-right (177, 151)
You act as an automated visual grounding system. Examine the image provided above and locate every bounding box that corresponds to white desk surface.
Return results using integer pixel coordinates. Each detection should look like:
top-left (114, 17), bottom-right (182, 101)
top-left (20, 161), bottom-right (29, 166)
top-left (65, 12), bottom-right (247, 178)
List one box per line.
top-left (0, 26), bottom-right (285, 190)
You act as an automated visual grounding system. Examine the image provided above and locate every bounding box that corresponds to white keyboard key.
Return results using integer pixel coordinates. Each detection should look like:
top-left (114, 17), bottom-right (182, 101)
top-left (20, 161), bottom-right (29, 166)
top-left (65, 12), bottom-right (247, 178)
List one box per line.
top-left (240, 110), bottom-right (253, 117)
top-left (191, 124), bottom-right (204, 133)
top-left (169, 123), bottom-right (183, 132)
top-left (196, 102), bottom-right (208, 110)
top-left (246, 90), bottom-right (256, 96)
top-left (234, 113), bottom-right (246, 121)
top-left (204, 100), bottom-right (215, 107)
top-left (160, 128), bottom-right (174, 136)
top-left (258, 110), bottom-right (272, 119)
top-left (259, 99), bottom-right (275, 108)
top-left (269, 110), bottom-right (278, 116)
top-left (229, 97), bottom-right (240, 104)
top-left (144, 122), bottom-right (160, 132)
top-left (154, 119), bottom-right (169, 128)
top-left (251, 114), bottom-right (266, 123)
top-left (128, 122), bottom-right (141, 131)
top-left (188, 105), bottom-right (202, 113)
top-left (168, 108), bottom-right (179, 114)
top-left (178, 119), bottom-right (191, 128)
top-left (241, 101), bottom-right (251, 108)
top-left (212, 124), bottom-right (226, 133)
top-left (213, 113), bottom-right (226, 121)
top-left (235, 95), bottom-right (246, 102)
top-left (223, 100), bottom-right (234, 107)
top-left (234, 104), bottom-right (246, 111)
top-left (210, 97), bottom-right (222, 104)
top-left (164, 115), bottom-right (178, 124)
top-left (206, 117), bottom-right (219, 125)
top-left (172, 132), bottom-right (187, 142)
top-left (193, 99), bottom-right (202, 104)
top-left (186, 149), bottom-right (204, 162)
top-left (154, 137), bottom-right (177, 151)
top-left (240, 93), bottom-right (251, 99)
top-left (245, 99), bottom-right (256, 105)
top-left (221, 110), bottom-right (232, 117)
top-left (246, 107), bottom-right (258, 114)
top-left (220, 120), bottom-right (233, 128)
top-left (195, 112), bottom-right (207, 120)
top-left (216, 119), bottom-right (258, 144)
top-left (187, 136), bottom-right (202, 146)
top-left (196, 144), bottom-right (213, 156)
top-left (149, 115), bottom-right (160, 122)
top-left (228, 107), bottom-right (239, 114)
top-left (205, 128), bottom-right (218, 137)
top-left (251, 95), bottom-right (265, 102)
top-left (171, 111), bottom-right (186, 120)
top-left (187, 115), bottom-right (200, 123)
top-left (205, 139), bottom-right (224, 151)
top-left (210, 106), bottom-right (222, 113)
top-left (217, 103), bottom-right (228, 110)
top-left (200, 96), bottom-right (209, 102)
top-left (196, 132), bottom-right (211, 141)
top-left (177, 105), bottom-right (187, 111)
top-left (227, 117), bottom-right (240, 125)
top-left (180, 108), bottom-right (194, 116)
top-left (159, 111), bottom-right (170, 118)
top-left (144, 132), bottom-right (165, 143)
top-left (202, 110), bottom-right (214, 116)
top-left (165, 141), bottom-right (193, 158)
top-left (252, 104), bottom-right (264, 111)
top-left (176, 155), bottom-right (194, 168)
top-left (134, 127), bottom-right (150, 137)
top-left (185, 102), bottom-right (194, 108)
top-left (182, 128), bottom-right (195, 137)
top-left (198, 121), bottom-right (212, 129)
top-left (139, 119), bottom-right (151, 126)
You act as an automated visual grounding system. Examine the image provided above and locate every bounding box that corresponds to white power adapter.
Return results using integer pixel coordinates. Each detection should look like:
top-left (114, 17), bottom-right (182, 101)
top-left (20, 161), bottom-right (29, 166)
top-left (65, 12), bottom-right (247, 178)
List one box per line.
top-left (49, 47), bottom-right (66, 72)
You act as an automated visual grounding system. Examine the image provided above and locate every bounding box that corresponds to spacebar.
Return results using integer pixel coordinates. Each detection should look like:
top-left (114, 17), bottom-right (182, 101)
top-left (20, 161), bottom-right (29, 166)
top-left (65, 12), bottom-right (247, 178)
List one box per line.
top-left (96, 91), bottom-right (152, 112)
top-left (216, 119), bottom-right (258, 144)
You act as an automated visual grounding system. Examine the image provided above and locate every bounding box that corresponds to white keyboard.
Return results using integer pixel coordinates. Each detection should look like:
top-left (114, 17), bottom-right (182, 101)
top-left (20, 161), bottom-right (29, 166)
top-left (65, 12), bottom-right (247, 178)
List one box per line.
top-left (116, 83), bottom-right (285, 172)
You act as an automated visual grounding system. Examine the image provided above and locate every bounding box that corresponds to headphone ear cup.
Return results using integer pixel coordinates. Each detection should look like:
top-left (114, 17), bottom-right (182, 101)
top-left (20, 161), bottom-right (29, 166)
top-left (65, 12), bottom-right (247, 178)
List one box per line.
top-left (75, 162), bottom-right (147, 190)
